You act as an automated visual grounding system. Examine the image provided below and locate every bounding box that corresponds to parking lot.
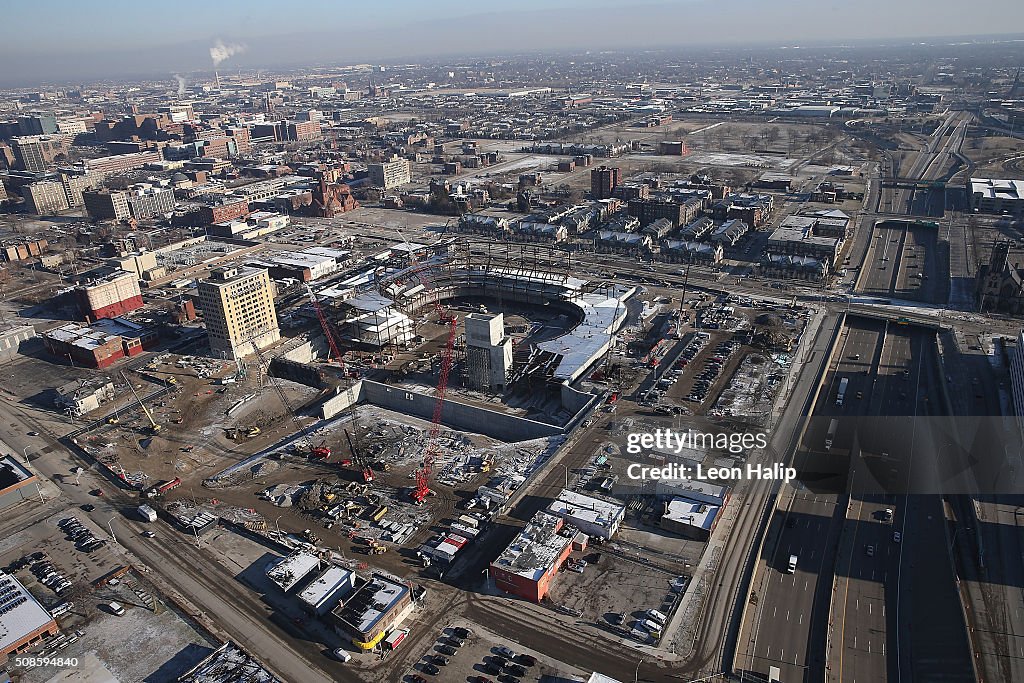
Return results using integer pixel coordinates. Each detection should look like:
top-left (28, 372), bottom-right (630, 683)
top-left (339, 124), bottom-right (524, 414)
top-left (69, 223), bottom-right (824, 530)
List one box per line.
top-left (545, 547), bottom-right (684, 645)
top-left (399, 621), bottom-right (586, 683)
top-left (1, 512), bottom-right (214, 683)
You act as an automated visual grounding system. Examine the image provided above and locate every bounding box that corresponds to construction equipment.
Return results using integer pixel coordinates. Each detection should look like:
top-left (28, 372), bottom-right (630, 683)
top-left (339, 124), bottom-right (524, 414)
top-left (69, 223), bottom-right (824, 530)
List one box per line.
top-left (248, 341), bottom-right (331, 459)
top-left (411, 315), bottom-right (457, 504)
top-left (344, 429), bottom-right (374, 483)
top-left (305, 284), bottom-right (351, 376)
top-left (119, 371), bottom-right (160, 433)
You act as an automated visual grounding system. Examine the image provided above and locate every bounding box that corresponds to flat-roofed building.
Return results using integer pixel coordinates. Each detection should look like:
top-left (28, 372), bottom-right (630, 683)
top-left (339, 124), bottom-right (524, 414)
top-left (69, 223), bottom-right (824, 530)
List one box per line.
top-left (330, 573), bottom-right (413, 650)
top-left (296, 566), bottom-right (357, 616)
top-left (0, 456), bottom-right (42, 512)
top-left (0, 569), bottom-right (59, 664)
top-left (489, 511), bottom-right (574, 603)
top-left (83, 188), bottom-right (131, 221)
top-left (969, 178), bottom-right (1024, 215)
top-left (21, 180), bottom-right (68, 214)
top-left (42, 321), bottom-right (136, 368)
top-left (11, 135), bottom-right (69, 172)
top-left (74, 272), bottom-right (143, 321)
top-left (367, 158), bottom-right (411, 190)
top-left (660, 496), bottom-right (721, 541)
top-left (546, 489), bottom-right (625, 540)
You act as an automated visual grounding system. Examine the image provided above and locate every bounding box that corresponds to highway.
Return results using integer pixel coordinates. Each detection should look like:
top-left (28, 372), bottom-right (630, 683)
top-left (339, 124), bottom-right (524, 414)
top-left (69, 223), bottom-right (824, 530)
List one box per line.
top-left (857, 220), bottom-right (944, 305)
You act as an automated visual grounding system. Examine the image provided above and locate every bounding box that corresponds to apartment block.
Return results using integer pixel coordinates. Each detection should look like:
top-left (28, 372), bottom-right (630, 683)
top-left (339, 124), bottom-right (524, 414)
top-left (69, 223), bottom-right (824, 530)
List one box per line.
top-left (21, 180), bottom-right (69, 214)
top-left (367, 158), bottom-right (411, 190)
top-left (83, 189), bottom-right (131, 221)
top-left (11, 135), bottom-right (70, 173)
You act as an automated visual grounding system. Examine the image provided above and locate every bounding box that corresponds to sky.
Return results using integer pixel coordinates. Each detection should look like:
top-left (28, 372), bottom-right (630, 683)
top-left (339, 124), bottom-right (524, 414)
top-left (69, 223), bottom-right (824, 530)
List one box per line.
top-left (3, 0), bottom-right (1024, 85)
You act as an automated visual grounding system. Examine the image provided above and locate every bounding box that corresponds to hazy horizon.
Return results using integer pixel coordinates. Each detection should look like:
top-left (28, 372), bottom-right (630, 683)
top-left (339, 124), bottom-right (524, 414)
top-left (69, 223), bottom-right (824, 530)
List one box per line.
top-left (4, 0), bottom-right (1024, 86)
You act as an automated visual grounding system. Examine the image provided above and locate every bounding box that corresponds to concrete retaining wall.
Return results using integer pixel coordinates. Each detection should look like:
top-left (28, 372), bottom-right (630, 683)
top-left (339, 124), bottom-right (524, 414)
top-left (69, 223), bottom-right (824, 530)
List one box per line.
top-left (362, 380), bottom-right (561, 442)
top-left (319, 380), bottom-right (562, 442)
top-left (320, 381), bottom-right (365, 419)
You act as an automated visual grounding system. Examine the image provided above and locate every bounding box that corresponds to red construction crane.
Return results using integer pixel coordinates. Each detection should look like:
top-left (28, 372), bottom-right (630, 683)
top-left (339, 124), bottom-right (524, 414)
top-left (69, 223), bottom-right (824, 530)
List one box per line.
top-left (411, 315), bottom-right (457, 504)
top-left (344, 429), bottom-right (374, 483)
top-left (305, 284), bottom-right (350, 376)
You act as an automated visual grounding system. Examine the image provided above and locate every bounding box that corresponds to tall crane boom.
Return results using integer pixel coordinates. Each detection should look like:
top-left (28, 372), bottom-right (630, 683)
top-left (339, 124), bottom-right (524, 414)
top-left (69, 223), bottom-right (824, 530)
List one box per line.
top-left (412, 315), bottom-right (457, 503)
top-left (305, 284), bottom-right (346, 373)
top-left (120, 371), bottom-right (160, 433)
top-left (345, 429), bottom-right (373, 483)
top-left (248, 341), bottom-right (331, 459)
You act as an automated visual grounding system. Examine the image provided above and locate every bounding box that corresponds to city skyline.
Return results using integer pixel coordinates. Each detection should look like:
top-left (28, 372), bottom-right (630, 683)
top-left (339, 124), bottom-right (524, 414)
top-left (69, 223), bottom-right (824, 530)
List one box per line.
top-left (3, 0), bottom-right (1024, 85)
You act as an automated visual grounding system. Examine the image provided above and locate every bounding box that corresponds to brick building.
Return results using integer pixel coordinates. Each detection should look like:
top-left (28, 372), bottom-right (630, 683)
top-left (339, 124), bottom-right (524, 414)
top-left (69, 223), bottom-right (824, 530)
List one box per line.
top-left (74, 272), bottom-right (143, 321)
top-left (42, 322), bottom-right (136, 368)
top-left (590, 165), bottom-right (621, 200)
top-left (197, 198), bottom-right (251, 225)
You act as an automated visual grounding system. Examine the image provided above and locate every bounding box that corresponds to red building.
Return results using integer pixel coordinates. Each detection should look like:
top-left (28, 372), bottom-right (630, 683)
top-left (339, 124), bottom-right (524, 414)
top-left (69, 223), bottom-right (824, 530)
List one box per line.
top-left (590, 166), bottom-right (622, 200)
top-left (198, 199), bottom-right (250, 225)
top-left (74, 272), bottom-right (143, 321)
top-left (42, 322), bottom-right (132, 369)
top-left (489, 511), bottom-right (573, 603)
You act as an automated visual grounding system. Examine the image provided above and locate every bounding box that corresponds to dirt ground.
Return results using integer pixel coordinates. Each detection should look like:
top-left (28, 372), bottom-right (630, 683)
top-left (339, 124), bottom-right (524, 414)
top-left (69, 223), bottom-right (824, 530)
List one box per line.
top-left (545, 542), bottom-right (688, 643)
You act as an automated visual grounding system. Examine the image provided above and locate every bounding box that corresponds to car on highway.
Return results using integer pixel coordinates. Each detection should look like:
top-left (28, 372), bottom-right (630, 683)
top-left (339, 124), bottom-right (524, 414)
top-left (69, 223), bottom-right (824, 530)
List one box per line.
top-left (27, 431), bottom-right (39, 436)
top-left (893, 531), bottom-right (902, 543)
top-left (866, 544), bottom-right (876, 556)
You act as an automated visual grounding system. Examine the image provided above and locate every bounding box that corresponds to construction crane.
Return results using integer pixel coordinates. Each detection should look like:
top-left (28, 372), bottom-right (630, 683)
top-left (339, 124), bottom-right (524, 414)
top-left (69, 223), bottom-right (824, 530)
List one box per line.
top-left (411, 315), bottom-right (457, 504)
top-left (390, 229), bottom-right (451, 324)
top-left (248, 341), bottom-right (331, 459)
top-left (119, 371), bottom-right (160, 433)
top-left (305, 284), bottom-right (349, 375)
top-left (344, 429), bottom-right (373, 483)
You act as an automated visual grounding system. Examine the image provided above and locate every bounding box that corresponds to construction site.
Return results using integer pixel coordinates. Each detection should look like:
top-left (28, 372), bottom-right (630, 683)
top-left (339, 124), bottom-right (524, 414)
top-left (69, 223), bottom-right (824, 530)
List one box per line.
top-left (55, 242), bottom-right (631, 579)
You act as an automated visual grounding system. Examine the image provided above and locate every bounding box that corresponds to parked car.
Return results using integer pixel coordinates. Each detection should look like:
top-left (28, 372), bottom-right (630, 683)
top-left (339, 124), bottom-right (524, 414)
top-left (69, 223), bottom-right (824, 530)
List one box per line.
top-left (495, 646), bottom-right (517, 660)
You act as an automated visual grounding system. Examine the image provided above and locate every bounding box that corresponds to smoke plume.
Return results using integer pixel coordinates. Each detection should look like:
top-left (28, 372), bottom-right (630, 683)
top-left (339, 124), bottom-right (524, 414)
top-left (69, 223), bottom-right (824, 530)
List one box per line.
top-left (174, 74), bottom-right (187, 96)
top-left (210, 40), bottom-right (246, 67)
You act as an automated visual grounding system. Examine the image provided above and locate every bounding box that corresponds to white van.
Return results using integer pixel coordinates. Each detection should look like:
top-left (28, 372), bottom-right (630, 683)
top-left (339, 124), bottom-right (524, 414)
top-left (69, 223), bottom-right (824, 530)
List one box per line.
top-left (332, 648), bottom-right (352, 662)
top-left (646, 609), bottom-right (668, 626)
top-left (787, 555), bottom-right (798, 574)
top-left (640, 618), bottom-right (662, 633)
top-left (107, 601), bottom-right (126, 616)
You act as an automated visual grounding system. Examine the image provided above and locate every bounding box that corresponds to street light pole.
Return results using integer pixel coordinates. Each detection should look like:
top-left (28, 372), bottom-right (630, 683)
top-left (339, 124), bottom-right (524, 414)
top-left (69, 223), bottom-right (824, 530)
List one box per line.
top-left (107, 519), bottom-right (117, 545)
top-left (635, 657), bottom-right (644, 683)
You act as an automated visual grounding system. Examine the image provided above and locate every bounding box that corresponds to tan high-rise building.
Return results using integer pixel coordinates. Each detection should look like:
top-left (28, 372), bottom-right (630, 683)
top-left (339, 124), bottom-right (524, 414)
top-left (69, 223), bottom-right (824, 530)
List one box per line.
top-left (198, 266), bottom-right (279, 360)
